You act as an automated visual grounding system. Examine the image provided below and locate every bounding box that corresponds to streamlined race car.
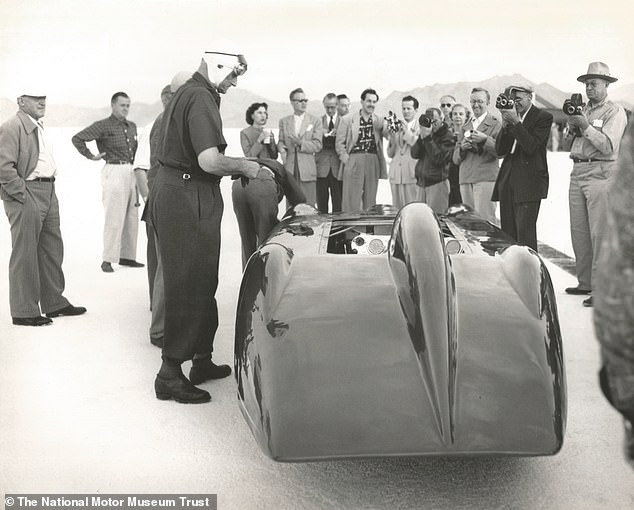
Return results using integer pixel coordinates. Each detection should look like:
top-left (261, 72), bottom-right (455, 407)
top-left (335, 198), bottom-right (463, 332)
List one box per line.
top-left (234, 203), bottom-right (566, 461)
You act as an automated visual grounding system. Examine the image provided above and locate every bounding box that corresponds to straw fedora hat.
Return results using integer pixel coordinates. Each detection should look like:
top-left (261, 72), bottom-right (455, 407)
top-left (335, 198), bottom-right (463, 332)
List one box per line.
top-left (577, 62), bottom-right (618, 83)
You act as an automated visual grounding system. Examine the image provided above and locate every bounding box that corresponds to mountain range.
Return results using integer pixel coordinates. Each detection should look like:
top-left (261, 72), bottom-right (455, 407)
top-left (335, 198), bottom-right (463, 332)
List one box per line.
top-left (1, 74), bottom-right (632, 129)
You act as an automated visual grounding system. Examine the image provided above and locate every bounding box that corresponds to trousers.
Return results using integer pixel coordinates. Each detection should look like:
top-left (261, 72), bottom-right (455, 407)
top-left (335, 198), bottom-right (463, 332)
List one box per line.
top-left (419, 180), bottom-right (450, 214)
top-left (316, 171), bottom-right (342, 213)
top-left (101, 163), bottom-right (138, 263)
top-left (569, 161), bottom-right (612, 290)
top-left (460, 181), bottom-right (497, 223)
top-left (3, 181), bottom-right (69, 317)
top-left (232, 170), bottom-right (279, 268)
top-left (151, 168), bottom-right (222, 362)
top-left (342, 153), bottom-right (381, 212)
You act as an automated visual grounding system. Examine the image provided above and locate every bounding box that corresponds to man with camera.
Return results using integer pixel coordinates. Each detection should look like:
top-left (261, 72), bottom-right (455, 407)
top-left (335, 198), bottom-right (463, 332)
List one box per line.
top-left (492, 84), bottom-right (552, 252)
top-left (410, 107), bottom-right (454, 213)
top-left (386, 95), bottom-right (420, 209)
top-left (452, 87), bottom-right (501, 223)
top-left (336, 88), bottom-right (388, 212)
top-left (564, 62), bottom-right (627, 307)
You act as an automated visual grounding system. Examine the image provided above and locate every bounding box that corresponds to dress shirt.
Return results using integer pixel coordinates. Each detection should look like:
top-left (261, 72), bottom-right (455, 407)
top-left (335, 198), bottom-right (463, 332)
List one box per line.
top-left (327, 114), bottom-right (338, 132)
top-left (72, 114), bottom-right (138, 162)
top-left (570, 98), bottom-right (627, 161)
top-left (133, 123), bottom-right (152, 170)
top-left (510, 105), bottom-right (532, 154)
top-left (294, 113), bottom-right (305, 135)
top-left (26, 115), bottom-right (56, 179)
top-left (471, 112), bottom-right (487, 131)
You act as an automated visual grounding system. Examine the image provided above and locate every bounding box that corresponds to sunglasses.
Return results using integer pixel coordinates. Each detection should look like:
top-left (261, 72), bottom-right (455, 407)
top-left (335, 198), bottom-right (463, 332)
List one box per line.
top-left (440, 103), bottom-right (453, 107)
top-left (204, 51), bottom-right (248, 76)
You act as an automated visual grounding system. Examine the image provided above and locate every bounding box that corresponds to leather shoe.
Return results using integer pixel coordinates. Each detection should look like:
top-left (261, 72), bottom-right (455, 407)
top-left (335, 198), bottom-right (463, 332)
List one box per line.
top-left (101, 261), bottom-right (114, 272)
top-left (189, 360), bottom-right (232, 385)
top-left (565, 286), bottom-right (591, 295)
top-left (150, 336), bottom-right (163, 348)
top-left (119, 258), bottom-right (144, 268)
top-left (582, 296), bottom-right (594, 307)
top-left (12, 316), bottom-right (53, 326)
top-left (46, 304), bottom-right (87, 318)
top-left (155, 373), bottom-right (211, 403)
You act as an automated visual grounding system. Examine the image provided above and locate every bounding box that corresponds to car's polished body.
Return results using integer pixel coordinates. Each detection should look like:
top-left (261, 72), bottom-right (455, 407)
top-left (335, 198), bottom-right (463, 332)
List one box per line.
top-left (234, 203), bottom-right (566, 461)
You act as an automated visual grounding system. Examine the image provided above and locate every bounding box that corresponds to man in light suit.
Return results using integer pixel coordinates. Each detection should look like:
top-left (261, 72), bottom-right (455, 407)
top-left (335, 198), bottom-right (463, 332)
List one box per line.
top-left (315, 93), bottom-right (342, 212)
top-left (387, 95), bottom-right (420, 209)
top-left (335, 88), bottom-right (388, 212)
top-left (278, 88), bottom-right (323, 206)
top-left (452, 87), bottom-right (501, 223)
top-left (492, 84), bottom-right (553, 252)
top-left (0, 90), bottom-right (85, 326)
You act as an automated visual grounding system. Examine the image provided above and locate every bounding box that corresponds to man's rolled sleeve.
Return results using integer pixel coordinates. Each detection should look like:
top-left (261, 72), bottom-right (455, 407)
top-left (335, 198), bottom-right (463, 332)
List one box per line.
top-left (71, 121), bottom-right (103, 159)
top-left (583, 109), bottom-right (628, 156)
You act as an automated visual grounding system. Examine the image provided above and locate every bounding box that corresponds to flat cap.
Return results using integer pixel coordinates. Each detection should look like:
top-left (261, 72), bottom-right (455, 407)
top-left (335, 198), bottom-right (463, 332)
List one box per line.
top-left (508, 84), bottom-right (534, 94)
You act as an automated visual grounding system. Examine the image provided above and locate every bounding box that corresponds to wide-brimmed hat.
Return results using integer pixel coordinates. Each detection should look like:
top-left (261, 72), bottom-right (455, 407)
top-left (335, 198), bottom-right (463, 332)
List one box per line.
top-left (577, 62), bottom-right (618, 83)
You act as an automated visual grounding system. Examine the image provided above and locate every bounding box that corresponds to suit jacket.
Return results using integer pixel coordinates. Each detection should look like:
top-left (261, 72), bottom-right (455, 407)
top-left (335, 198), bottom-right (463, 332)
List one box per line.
top-left (452, 112), bottom-right (501, 184)
top-left (277, 113), bottom-right (323, 181)
top-left (387, 120), bottom-right (419, 184)
top-left (335, 111), bottom-right (388, 180)
top-left (315, 113), bottom-right (341, 179)
top-left (0, 111), bottom-right (40, 203)
top-left (492, 105), bottom-right (553, 203)
top-left (240, 125), bottom-right (279, 160)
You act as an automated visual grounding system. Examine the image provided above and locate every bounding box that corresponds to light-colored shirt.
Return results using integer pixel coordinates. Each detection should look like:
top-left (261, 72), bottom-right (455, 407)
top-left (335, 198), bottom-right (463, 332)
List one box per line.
top-left (133, 123), bottom-right (152, 171)
top-left (25, 114), bottom-right (56, 179)
top-left (294, 113), bottom-right (305, 135)
top-left (471, 112), bottom-right (487, 131)
top-left (570, 97), bottom-right (627, 161)
top-left (510, 105), bottom-right (532, 154)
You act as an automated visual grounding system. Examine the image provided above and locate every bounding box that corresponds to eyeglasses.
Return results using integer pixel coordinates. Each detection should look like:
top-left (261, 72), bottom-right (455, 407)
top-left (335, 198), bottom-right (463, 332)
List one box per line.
top-left (293, 99), bottom-right (309, 103)
top-left (204, 51), bottom-right (248, 76)
top-left (440, 103), bottom-right (453, 108)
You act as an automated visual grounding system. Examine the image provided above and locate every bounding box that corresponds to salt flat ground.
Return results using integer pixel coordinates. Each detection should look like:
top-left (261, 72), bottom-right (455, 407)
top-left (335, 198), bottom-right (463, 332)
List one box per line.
top-left (0, 129), bottom-right (632, 508)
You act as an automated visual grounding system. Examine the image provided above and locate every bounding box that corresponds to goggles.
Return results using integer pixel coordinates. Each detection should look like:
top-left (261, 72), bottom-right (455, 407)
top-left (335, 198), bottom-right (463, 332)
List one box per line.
top-left (204, 51), bottom-right (248, 76)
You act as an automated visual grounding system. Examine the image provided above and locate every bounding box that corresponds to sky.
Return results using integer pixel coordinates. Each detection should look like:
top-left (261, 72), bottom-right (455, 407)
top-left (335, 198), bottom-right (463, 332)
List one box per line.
top-left (0, 0), bottom-right (632, 107)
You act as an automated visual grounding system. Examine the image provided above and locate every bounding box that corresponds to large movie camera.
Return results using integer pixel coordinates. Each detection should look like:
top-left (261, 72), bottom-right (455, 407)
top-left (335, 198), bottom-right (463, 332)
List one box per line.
top-left (384, 111), bottom-right (403, 133)
top-left (562, 93), bottom-right (585, 116)
top-left (418, 113), bottom-right (433, 128)
top-left (495, 87), bottom-right (515, 110)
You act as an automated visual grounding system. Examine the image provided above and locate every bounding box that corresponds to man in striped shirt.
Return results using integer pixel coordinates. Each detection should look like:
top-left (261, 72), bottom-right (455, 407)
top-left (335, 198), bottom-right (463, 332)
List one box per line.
top-left (72, 92), bottom-right (142, 273)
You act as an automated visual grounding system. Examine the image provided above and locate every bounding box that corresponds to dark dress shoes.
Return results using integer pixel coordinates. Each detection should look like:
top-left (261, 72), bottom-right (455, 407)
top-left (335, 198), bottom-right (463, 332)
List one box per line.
top-left (565, 286), bottom-right (592, 295)
top-left (582, 296), bottom-right (594, 307)
top-left (119, 258), bottom-right (145, 268)
top-left (101, 261), bottom-right (114, 272)
top-left (155, 373), bottom-right (211, 404)
top-left (189, 361), bottom-right (232, 385)
top-left (12, 316), bottom-right (53, 326)
top-left (46, 305), bottom-right (87, 318)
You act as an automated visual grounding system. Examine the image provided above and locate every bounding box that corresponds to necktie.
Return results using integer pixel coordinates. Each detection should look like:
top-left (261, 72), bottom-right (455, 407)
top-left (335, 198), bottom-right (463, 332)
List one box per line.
top-left (328, 116), bottom-right (334, 131)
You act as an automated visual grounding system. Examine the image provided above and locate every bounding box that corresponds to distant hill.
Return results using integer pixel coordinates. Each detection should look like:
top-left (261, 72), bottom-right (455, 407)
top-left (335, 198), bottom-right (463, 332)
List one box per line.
top-left (2, 75), bottom-right (631, 129)
top-left (610, 83), bottom-right (634, 109)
